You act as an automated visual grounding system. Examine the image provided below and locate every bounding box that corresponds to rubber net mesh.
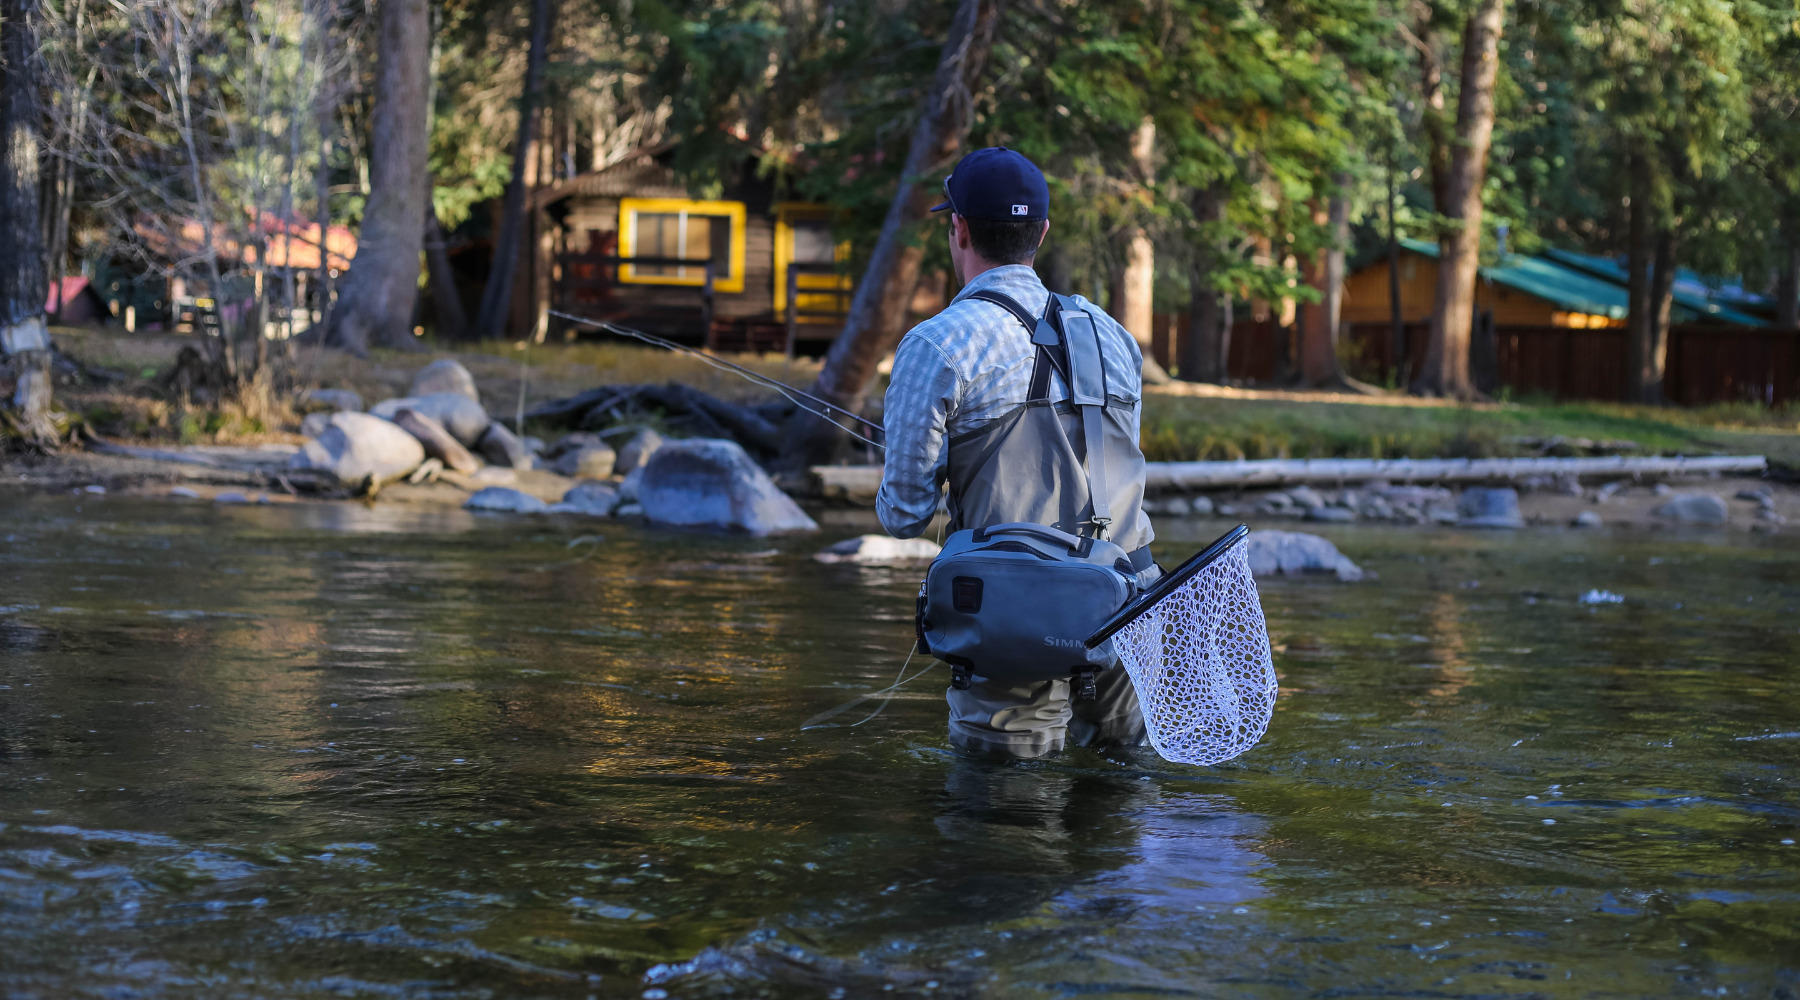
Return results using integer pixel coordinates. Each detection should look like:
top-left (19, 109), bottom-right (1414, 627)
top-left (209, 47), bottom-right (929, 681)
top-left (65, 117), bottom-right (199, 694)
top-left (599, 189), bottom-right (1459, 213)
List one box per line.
top-left (1114, 541), bottom-right (1277, 765)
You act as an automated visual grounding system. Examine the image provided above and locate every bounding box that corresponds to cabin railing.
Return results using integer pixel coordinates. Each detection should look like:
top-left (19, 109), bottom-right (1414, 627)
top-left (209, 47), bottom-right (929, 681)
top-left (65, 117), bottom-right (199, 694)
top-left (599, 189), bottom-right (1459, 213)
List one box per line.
top-left (784, 261), bottom-right (851, 359)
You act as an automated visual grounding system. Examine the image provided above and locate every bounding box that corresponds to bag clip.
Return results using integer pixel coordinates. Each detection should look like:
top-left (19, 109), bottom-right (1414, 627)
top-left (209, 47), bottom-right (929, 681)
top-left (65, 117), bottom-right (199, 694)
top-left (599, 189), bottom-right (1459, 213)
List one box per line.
top-left (1071, 668), bottom-right (1099, 702)
top-left (950, 662), bottom-right (974, 690)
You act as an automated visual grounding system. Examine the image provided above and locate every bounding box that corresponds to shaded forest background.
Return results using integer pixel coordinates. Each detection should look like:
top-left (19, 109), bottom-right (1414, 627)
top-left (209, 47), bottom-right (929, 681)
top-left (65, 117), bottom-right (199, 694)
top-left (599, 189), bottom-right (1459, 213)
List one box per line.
top-left (2, 0), bottom-right (1798, 430)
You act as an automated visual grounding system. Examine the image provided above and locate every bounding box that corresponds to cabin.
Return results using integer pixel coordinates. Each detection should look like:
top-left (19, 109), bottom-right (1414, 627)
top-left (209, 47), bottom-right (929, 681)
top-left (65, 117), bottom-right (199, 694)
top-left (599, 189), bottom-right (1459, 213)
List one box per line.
top-left (519, 150), bottom-right (851, 354)
top-left (45, 277), bottom-right (114, 327)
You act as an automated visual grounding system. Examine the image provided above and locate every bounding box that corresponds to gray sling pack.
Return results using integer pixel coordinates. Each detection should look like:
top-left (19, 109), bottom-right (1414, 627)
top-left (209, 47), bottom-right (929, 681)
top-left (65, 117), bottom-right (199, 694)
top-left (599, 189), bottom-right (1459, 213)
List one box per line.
top-left (916, 291), bottom-right (1139, 695)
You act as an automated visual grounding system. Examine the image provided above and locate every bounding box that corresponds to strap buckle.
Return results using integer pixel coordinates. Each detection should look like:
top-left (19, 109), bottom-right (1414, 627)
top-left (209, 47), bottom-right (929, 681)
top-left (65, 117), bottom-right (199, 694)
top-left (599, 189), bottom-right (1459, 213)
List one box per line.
top-left (1071, 669), bottom-right (1099, 702)
top-left (949, 663), bottom-right (973, 690)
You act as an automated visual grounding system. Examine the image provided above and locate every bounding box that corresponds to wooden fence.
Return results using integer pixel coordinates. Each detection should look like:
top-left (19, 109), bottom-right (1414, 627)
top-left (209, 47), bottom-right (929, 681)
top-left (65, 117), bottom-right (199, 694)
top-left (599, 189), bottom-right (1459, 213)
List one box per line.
top-left (1151, 313), bottom-right (1797, 405)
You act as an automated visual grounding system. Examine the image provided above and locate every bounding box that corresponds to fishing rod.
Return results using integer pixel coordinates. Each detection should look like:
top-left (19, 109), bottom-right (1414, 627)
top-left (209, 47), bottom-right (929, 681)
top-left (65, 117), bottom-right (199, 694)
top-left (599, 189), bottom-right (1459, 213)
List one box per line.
top-left (547, 309), bottom-right (887, 451)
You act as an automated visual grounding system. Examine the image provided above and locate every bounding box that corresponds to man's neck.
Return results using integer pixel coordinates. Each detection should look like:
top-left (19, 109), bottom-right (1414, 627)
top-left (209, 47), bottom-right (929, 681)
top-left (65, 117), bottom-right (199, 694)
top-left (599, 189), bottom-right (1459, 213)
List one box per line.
top-left (957, 258), bottom-right (1023, 286)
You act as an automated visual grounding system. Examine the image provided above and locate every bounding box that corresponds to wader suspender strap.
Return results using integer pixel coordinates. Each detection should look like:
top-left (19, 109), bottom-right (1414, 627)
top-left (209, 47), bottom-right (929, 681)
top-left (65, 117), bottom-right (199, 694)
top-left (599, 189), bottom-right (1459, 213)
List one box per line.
top-left (964, 289), bottom-right (1113, 539)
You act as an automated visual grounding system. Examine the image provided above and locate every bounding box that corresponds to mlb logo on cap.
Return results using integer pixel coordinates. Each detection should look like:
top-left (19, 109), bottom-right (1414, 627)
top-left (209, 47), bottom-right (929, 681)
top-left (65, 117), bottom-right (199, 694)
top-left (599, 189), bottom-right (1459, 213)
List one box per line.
top-left (930, 147), bottom-right (1050, 222)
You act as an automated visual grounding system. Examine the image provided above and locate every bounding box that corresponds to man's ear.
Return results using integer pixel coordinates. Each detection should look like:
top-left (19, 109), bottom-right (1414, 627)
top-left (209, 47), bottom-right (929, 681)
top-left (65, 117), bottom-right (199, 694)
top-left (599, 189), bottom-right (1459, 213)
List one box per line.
top-left (952, 214), bottom-right (972, 250)
top-left (1036, 220), bottom-right (1050, 249)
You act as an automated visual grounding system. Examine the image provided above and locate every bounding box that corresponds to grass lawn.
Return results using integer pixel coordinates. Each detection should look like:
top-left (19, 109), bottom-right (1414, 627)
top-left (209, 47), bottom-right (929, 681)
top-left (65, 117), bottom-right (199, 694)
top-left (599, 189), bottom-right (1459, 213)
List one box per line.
top-left (46, 328), bottom-right (1800, 469)
top-left (1139, 391), bottom-right (1800, 467)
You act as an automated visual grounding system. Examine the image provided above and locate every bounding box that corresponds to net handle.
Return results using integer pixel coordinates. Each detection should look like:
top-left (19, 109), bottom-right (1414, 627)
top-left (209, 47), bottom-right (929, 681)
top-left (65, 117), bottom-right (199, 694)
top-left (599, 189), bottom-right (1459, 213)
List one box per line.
top-left (1082, 523), bottom-right (1250, 649)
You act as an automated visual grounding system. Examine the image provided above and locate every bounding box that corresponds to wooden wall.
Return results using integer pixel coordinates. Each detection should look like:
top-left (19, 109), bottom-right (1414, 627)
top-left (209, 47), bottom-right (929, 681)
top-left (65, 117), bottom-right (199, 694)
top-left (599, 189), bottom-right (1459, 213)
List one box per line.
top-left (1342, 255), bottom-right (1566, 326)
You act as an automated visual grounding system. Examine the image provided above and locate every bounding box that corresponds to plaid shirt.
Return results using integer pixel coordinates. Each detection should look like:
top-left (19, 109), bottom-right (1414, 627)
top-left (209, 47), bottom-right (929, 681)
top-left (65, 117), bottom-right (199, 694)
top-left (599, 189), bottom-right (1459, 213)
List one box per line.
top-left (876, 265), bottom-right (1146, 539)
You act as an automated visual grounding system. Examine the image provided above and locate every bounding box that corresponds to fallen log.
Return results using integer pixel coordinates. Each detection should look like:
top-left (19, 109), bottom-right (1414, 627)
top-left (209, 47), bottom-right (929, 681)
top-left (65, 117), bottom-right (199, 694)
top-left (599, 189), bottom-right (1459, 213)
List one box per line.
top-left (393, 408), bottom-right (482, 474)
top-left (529, 381), bottom-right (782, 456)
top-left (810, 454), bottom-right (1768, 500)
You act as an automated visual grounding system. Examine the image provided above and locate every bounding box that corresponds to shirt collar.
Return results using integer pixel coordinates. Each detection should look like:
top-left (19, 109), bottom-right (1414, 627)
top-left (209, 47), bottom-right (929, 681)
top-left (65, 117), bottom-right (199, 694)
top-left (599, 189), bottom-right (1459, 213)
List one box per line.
top-left (949, 264), bottom-right (1046, 305)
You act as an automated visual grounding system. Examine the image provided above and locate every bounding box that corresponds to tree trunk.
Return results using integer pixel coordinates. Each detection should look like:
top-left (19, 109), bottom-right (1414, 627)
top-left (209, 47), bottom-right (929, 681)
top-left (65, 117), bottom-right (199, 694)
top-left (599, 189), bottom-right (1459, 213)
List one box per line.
top-left (470, 0), bottom-right (553, 342)
top-left (1624, 154), bottom-right (1654, 403)
top-left (776, 0), bottom-right (1001, 473)
top-left (0, 0), bottom-right (48, 357)
top-left (425, 209), bottom-right (467, 340)
top-left (1775, 230), bottom-right (1799, 330)
top-left (1386, 154), bottom-right (1406, 384)
top-left (1644, 227), bottom-right (1677, 404)
top-left (1413, 0), bottom-right (1506, 398)
top-left (1415, 13), bottom-right (1450, 219)
top-left (1300, 193), bottom-right (1349, 386)
top-left (325, 0), bottom-right (431, 355)
top-left (1112, 118), bottom-right (1170, 384)
top-left (1183, 184), bottom-right (1230, 384)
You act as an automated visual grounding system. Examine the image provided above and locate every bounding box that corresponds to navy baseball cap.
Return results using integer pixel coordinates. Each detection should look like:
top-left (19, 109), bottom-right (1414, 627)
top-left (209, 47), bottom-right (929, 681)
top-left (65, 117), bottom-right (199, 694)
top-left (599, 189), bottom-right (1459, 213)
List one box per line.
top-left (930, 147), bottom-right (1049, 221)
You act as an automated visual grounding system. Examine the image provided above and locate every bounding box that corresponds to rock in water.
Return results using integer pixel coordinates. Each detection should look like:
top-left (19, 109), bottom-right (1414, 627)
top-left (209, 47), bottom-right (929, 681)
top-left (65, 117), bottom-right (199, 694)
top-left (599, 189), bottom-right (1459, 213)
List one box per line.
top-left (1286, 485), bottom-right (1326, 510)
top-left (1653, 493), bottom-right (1728, 525)
top-left (1572, 510), bottom-right (1603, 528)
top-left (410, 359), bottom-right (480, 402)
top-left (301, 412), bottom-right (331, 438)
top-left (814, 535), bottom-right (942, 564)
top-left (553, 443), bottom-right (616, 479)
top-left (614, 428), bottom-right (665, 475)
top-left (637, 439), bottom-right (818, 535)
top-left (288, 412), bottom-right (425, 484)
top-left (561, 480), bottom-right (622, 516)
top-left (464, 487), bottom-right (549, 513)
top-left (392, 407), bottom-right (482, 474)
top-left (477, 422), bottom-right (534, 470)
top-left (1162, 497), bottom-right (1193, 517)
top-left (1244, 530), bottom-right (1365, 582)
top-left (1457, 487), bottom-right (1525, 528)
top-left (297, 387), bottom-right (363, 413)
top-left (371, 393), bottom-right (489, 447)
top-left (1306, 506), bottom-right (1355, 523)
top-left (1190, 495), bottom-right (1216, 517)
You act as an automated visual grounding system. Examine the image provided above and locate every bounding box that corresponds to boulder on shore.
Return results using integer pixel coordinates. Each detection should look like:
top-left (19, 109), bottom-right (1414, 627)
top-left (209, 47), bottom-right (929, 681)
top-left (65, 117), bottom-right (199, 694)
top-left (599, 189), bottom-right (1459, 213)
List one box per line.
top-left (560, 480), bottom-right (622, 516)
top-left (553, 443), bottom-right (617, 479)
top-left (371, 392), bottom-right (489, 447)
top-left (477, 422), bottom-right (534, 470)
top-left (814, 535), bottom-right (942, 564)
top-left (409, 359), bottom-right (480, 402)
top-left (288, 411), bottom-right (425, 484)
top-left (1245, 530), bottom-right (1365, 582)
top-left (1458, 487), bottom-right (1524, 529)
top-left (637, 438), bottom-right (818, 535)
top-left (392, 407), bottom-right (482, 474)
top-left (614, 428), bottom-right (665, 475)
top-left (464, 486), bottom-right (548, 514)
top-left (1653, 493), bottom-right (1729, 525)
top-left (297, 387), bottom-right (363, 413)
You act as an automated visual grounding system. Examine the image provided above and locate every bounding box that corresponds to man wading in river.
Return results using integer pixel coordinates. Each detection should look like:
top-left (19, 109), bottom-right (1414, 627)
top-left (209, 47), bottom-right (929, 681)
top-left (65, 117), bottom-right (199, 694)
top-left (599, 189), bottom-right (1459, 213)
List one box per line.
top-left (877, 148), bottom-right (1159, 759)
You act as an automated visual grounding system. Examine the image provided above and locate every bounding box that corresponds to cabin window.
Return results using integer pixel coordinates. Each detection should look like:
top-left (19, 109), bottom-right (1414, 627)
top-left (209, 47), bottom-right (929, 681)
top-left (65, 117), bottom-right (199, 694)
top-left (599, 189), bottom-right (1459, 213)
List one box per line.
top-left (774, 202), bottom-right (851, 318)
top-left (618, 198), bottom-right (747, 293)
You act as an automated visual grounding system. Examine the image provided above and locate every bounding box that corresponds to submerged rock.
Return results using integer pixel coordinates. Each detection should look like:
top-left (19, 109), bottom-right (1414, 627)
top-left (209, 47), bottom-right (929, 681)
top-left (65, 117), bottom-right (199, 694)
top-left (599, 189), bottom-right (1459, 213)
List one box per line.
top-left (1306, 505), bottom-right (1355, 523)
top-left (814, 535), bottom-right (942, 564)
top-left (288, 412), bottom-right (425, 484)
top-left (371, 393), bottom-right (489, 447)
top-left (477, 422), bottom-right (534, 471)
top-left (1457, 487), bottom-right (1524, 529)
top-left (464, 487), bottom-right (548, 514)
top-left (410, 359), bottom-right (480, 402)
top-left (1245, 530), bottom-right (1365, 582)
top-left (637, 438), bottom-right (818, 535)
top-left (1653, 493), bottom-right (1728, 525)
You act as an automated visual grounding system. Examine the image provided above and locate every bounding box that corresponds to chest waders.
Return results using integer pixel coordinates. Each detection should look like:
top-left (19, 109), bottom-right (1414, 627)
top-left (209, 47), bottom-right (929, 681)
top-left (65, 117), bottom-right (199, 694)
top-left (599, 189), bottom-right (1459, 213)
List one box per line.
top-left (916, 290), bottom-right (1155, 700)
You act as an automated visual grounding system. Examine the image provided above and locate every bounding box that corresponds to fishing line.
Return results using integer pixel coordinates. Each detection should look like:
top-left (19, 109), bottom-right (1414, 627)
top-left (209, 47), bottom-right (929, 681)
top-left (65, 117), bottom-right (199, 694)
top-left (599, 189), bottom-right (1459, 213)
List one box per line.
top-left (800, 647), bottom-right (937, 731)
top-left (547, 309), bottom-right (887, 451)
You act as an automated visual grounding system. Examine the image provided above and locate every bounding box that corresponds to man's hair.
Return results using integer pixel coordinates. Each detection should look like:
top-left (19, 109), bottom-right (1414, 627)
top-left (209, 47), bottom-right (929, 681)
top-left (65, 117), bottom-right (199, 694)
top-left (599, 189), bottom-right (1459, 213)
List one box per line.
top-left (964, 217), bottom-right (1044, 265)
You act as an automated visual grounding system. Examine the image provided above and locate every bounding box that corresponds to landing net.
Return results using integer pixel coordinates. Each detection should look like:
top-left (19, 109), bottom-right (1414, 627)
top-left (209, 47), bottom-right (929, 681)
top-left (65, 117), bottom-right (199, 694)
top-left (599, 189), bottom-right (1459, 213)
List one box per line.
top-left (1111, 539), bottom-right (1276, 766)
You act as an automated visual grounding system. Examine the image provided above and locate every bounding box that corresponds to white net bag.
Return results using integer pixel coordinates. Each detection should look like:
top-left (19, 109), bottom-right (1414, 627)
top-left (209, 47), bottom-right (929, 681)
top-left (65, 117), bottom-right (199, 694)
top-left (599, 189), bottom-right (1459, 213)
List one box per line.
top-left (1107, 531), bottom-right (1276, 765)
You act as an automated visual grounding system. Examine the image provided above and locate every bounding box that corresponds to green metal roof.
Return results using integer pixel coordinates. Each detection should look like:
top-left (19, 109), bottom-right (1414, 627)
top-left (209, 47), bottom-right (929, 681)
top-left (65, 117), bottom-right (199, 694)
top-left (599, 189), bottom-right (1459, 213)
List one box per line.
top-left (1399, 237), bottom-right (1628, 319)
top-left (1540, 248), bottom-right (1770, 327)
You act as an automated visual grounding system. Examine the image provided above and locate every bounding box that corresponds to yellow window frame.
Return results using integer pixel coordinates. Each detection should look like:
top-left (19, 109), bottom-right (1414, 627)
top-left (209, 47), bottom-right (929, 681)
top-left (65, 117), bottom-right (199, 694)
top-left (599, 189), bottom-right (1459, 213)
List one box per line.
top-left (774, 202), bottom-right (851, 318)
top-left (618, 197), bottom-right (747, 294)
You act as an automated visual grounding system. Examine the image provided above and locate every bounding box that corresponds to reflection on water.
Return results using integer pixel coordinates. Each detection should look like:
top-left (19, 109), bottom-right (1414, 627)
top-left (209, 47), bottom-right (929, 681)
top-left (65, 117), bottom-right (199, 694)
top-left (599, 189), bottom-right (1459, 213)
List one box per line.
top-left (1, 495), bottom-right (1796, 998)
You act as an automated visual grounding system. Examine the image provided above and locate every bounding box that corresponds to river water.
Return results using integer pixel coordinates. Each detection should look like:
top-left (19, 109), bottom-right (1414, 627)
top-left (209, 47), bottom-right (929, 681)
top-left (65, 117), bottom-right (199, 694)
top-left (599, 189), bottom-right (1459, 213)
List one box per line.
top-left (1, 494), bottom-right (1795, 999)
